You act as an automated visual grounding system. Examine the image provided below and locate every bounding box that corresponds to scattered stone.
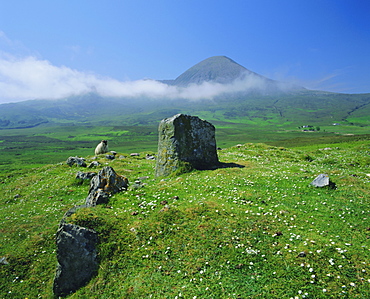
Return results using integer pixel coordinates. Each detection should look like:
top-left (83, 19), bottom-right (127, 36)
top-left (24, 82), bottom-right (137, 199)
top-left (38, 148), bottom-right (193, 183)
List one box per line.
top-left (131, 211), bottom-right (139, 216)
top-left (66, 156), bottom-right (87, 167)
top-left (159, 205), bottom-right (170, 212)
top-left (138, 176), bottom-right (150, 180)
top-left (160, 200), bottom-right (168, 205)
top-left (155, 114), bottom-right (219, 177)
top-left (105, 154), bottom-right (115, 160)
top-left (85, 166), bottom-right (128, 207)
top-left (118, 155), bottom-right (126, 159)
top-left (88, 161), bottom-right (100, 168)
top-left (298, 251), bottom-right (307, 257)
top-left (53, 223), bottom-right (98, 297)
top-left (172, 195), bottom-right (180, 200)
top-left (0, 256), bottom-right (9, 265)
top-left (146, 154), bottom-right (155, 160)
top-left (130, 153), bottom-right (140, 156)
top-left (110, 151), bottom-right (117, 155)
top-left (131, 179), bottom-right (146, 190)
top-left (75, 171), bottom-right (96, 180)
top-left (273, 231), bottom-right (283, 237)
top-left (310, 174), bottom-right (330, 187)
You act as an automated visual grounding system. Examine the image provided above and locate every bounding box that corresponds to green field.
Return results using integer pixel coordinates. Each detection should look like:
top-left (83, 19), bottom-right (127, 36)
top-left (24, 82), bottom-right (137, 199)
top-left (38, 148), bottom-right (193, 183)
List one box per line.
top-left (1, 114), bottom-right (369, 171)
top-left (0, 121), bottom-right (369, 298)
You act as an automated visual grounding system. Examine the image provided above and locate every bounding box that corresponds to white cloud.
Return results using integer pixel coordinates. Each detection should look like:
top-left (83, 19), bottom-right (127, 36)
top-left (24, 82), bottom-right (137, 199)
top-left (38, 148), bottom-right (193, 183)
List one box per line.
top-left (0, 53), bottom-right (295, 104)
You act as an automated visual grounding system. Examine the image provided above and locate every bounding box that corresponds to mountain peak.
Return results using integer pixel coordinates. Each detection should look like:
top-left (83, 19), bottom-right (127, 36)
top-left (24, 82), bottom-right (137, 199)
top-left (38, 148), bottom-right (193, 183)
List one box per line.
top-left (163, 56), bottom-right (271, 87)
top-left (170, 56), bottom-right (250, 86)
top-left (162, 56), bottom-right (304, 92)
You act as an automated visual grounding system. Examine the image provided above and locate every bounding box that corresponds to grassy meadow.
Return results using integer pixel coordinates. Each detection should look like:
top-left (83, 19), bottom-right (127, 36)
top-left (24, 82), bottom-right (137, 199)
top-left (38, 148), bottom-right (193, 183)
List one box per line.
top-left (0, 126), bottom-right (369, 298)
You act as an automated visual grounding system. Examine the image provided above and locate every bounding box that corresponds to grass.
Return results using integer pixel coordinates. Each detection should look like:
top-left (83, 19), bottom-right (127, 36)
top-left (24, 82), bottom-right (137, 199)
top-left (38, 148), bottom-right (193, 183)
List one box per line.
top-left (0, 138), bottom-right (369, 298)
top-left (1, 117), bottom-right (369, 171)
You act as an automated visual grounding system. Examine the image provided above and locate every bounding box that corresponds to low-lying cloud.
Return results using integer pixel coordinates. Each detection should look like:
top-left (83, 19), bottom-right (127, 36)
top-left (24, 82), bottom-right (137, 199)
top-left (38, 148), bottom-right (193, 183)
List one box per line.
top-left (0, 54), bottom-right (294, 104)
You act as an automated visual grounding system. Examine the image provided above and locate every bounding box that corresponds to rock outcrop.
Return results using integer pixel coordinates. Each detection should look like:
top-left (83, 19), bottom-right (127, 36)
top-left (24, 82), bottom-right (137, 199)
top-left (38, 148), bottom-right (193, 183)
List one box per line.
top-left (155, 114), bottom-right (219, 177)
top-left (53, 223), bottom-right (99, 297)
top-left (53, 165), bottom-right (128, 296)
top-left (85, 166), bottom-right (129, 207)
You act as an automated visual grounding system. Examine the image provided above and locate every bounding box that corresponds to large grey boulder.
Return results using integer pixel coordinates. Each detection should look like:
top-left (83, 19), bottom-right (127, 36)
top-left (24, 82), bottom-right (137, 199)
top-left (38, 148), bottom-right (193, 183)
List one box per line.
top-left (85, 166), bottom-right (129, 207)
top-left (53, 223), bottom-right (98, 297)
top-left (155, 114), bottom-right (219, 177)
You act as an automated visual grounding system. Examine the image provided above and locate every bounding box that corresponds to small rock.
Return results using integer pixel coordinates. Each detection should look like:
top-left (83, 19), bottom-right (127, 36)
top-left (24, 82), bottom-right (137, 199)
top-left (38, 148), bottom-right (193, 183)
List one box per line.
top-left (160, 200), bottom-right (168, 205)
top-left (146, 154), bottom-right (155, 160)
top-left (75, 171), bottom-right (96, 180)
top-left (66, 156), bottom-right (87, 167)
top-left (130, 153), bottom-right (140, 156)
top-left (159, 205), bottom-right (170, 212)
top-left (105, 154), bottom-right (115, 160)
top-left (311, 174), bottom-right (330, 187)
top-left (88, 161), bottom-right (100, 168)
top-left (298, 251), bottom-right (307, 257)
top-left (0, 257), bottom-right (9, 265)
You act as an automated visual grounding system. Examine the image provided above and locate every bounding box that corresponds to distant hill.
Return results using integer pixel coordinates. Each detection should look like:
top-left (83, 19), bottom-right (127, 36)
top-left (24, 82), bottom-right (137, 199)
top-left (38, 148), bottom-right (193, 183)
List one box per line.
top-left (0, 56), bottom-right (369, 129)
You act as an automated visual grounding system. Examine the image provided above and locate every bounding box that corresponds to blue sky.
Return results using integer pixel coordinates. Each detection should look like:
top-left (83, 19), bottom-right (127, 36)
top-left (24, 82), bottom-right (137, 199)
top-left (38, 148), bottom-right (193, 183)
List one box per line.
top-left (0, 0), bottom-right (369, 103)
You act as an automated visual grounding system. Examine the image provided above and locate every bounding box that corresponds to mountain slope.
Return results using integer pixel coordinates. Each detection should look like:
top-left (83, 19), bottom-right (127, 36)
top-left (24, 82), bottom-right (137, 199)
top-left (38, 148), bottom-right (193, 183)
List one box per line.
top-left (0, 56), bottom-right (369, 130)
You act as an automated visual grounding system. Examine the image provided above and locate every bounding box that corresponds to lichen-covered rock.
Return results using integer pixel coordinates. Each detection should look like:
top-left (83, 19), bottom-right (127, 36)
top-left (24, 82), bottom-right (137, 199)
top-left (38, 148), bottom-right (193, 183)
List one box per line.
top-left (53, 223), bottom-right (98, 297)
top-left (75, 171), bottom-right (96, 180)
top-left (85, 166), bottom-right (128, 207)
top-left (66, 156), bottom-right (87, 167)
top-left (155, 114), bottom-right (219, 177)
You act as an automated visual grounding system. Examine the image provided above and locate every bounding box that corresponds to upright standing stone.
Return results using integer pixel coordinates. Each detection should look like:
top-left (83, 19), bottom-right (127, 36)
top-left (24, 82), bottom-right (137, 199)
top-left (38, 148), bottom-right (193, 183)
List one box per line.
top-left (155, 114), bottom-right (219, 176)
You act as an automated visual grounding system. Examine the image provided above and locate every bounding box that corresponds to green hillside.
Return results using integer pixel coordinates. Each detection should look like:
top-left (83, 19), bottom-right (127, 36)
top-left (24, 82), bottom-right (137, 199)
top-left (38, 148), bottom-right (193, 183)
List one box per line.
top-left (0, 56), bottom-right (369, 132)
top-left (1, 139), bottom-right (369, 298)
top-left (1, 90), bottom-right (370, 130)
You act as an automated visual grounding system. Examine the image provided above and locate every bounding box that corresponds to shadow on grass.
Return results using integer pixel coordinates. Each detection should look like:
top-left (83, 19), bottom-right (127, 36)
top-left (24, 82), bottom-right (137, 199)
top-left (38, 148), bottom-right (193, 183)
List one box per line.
top-left (217, 161), bottom-right (245, 169)
top-left (198, 162), bottom-right (245, 170)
